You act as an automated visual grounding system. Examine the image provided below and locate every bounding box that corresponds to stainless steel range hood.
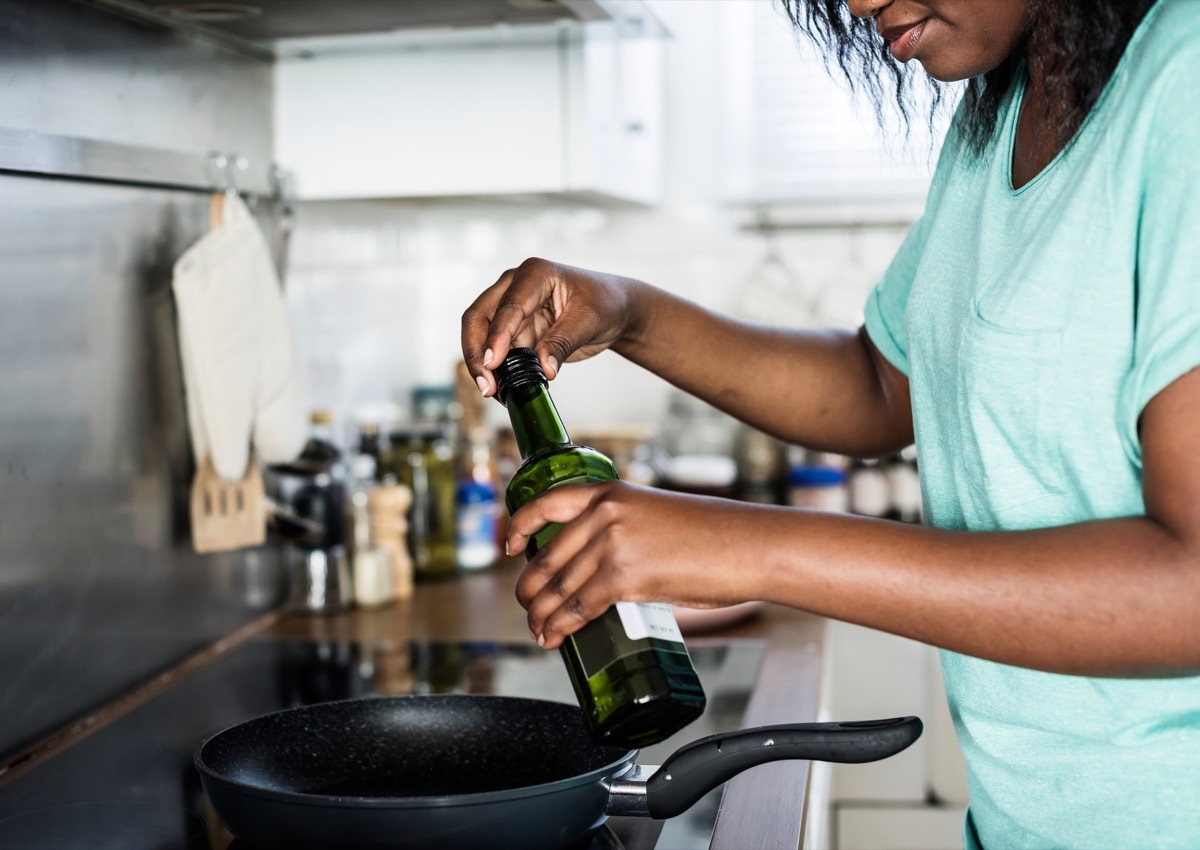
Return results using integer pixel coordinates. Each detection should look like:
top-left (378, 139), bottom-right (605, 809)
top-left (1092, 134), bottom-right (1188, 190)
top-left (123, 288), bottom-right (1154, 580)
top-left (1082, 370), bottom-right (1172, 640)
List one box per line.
top-left (76, 0), bottom-right (661, 59)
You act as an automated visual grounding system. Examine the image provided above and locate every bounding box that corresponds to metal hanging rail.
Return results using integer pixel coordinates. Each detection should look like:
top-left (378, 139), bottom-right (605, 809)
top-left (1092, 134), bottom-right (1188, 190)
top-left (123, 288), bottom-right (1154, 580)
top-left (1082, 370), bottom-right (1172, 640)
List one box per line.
top-left (70, 0), bottom-right (275, 62)
top-left (0, 126), bottom-right (285, 199)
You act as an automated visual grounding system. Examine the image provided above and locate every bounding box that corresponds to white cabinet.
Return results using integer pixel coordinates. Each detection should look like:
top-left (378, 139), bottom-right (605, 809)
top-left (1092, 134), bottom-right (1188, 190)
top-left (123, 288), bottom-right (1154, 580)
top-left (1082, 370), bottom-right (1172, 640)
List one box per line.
top-left (824, 622), bottom-right (970, 849)
top-left (274, 24), bottom-right (663, 204)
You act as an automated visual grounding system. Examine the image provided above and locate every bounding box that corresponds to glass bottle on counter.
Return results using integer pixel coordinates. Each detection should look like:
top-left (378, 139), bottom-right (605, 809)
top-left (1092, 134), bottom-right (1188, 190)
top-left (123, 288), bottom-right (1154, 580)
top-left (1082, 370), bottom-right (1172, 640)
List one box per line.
top-left (300, 409), bottom-right (342, 471)
top-left (380, 424), bottom-right (457, 579)
top-left (345, 453), bottom-right (398, 608)
top-left (455, 426), bottom-right (500, 572)
top-left (288, 409), bottom-right (346, 552)
top-left (492, 347), bottom-right (706, 748)
top-left (734, 424), bottom-right (787, 504)
top-left (356, 422), bottom-right (383, 476)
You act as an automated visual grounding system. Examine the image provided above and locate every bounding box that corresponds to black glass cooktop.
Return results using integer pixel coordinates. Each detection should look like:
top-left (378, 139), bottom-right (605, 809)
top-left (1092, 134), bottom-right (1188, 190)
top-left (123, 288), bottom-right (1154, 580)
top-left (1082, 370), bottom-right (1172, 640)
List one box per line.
top-left (0, 638), bottom-right (763, 850)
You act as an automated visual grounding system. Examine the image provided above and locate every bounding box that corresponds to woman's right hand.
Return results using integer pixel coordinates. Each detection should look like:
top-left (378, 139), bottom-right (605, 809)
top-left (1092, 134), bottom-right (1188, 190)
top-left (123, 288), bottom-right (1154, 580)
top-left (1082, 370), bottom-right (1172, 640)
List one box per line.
top-left (461, 257), bottom-right (640, 397)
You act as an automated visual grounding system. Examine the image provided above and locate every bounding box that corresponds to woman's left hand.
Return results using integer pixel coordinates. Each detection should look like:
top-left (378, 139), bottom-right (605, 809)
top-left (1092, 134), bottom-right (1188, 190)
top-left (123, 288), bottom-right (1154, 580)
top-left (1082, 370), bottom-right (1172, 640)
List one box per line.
top-left (507, 481), bottom-right (771, 648)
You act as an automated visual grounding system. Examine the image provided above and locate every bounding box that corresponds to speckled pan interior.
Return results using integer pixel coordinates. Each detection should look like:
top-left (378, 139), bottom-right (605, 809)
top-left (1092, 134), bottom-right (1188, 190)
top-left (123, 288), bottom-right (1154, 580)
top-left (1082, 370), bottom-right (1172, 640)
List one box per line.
top-left (198, 694), bottom-right (633, 800)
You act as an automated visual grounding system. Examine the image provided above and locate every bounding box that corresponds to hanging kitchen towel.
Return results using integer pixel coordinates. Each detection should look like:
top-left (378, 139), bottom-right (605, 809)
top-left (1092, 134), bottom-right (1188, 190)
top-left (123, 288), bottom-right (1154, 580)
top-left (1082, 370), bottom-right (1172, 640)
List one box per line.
top-left (173, 194), bottom-right (306, 481)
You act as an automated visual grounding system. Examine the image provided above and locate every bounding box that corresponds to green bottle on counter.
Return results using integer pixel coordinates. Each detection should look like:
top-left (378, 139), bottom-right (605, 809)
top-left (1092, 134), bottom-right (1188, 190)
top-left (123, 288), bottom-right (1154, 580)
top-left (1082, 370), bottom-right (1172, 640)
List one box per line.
top-left (492, 348), bottom-right (706, 748)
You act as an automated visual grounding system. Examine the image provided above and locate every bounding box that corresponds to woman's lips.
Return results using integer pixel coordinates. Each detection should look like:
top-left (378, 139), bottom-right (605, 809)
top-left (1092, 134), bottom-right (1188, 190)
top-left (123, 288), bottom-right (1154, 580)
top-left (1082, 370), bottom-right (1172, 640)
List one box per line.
top-left (887, 20), bottom-right (927, 63)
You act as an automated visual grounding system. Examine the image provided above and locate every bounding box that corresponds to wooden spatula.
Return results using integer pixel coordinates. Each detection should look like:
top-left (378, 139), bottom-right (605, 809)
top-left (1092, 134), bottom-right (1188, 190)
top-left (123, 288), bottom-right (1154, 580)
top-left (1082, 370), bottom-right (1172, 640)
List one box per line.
top-left (189, 454), bottom-right (266, 553)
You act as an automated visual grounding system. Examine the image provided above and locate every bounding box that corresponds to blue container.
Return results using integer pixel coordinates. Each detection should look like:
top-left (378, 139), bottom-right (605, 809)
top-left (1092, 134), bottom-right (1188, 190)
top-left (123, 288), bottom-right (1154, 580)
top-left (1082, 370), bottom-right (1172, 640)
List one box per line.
top-left (456, 480), bottom-right (499, 571)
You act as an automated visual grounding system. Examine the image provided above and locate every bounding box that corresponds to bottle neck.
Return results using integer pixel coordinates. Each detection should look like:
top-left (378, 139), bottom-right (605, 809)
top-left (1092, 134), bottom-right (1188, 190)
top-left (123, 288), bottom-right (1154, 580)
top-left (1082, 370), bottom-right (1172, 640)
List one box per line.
top-left (506, 382), bottom-right (570, 458)
top-left (310, 418), bottom-right (335, 443)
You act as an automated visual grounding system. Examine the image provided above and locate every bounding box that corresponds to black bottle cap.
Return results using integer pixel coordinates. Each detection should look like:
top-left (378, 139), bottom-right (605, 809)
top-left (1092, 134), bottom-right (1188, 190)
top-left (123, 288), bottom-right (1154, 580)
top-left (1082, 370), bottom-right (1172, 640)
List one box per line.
top-left (493, 347), bottom-right (547, 405)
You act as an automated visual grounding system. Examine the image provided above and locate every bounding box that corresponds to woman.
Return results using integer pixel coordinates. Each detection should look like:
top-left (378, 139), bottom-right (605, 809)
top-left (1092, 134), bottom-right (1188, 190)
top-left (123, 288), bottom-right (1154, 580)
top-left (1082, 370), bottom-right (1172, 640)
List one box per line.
top-left (461, 1), bottom-right (1200, 847)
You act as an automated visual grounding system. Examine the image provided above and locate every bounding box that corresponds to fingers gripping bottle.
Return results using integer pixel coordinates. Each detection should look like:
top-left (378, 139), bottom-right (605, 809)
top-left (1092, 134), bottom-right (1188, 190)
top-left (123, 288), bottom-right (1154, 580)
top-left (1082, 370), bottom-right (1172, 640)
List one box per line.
top-left (493, 348), bottom-right (706, 748)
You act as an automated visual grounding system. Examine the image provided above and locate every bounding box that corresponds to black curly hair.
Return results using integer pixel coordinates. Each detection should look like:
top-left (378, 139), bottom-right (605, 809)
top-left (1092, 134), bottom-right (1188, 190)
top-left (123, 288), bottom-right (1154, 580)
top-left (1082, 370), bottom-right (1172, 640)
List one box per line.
top-left (779, 0), bottom-right (1158, 157)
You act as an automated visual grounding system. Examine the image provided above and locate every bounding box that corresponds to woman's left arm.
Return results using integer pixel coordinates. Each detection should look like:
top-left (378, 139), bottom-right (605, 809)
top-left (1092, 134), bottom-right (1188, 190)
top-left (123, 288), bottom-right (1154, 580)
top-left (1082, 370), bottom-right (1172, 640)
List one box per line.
top-left (510, 367), bottom-right (1200, 677)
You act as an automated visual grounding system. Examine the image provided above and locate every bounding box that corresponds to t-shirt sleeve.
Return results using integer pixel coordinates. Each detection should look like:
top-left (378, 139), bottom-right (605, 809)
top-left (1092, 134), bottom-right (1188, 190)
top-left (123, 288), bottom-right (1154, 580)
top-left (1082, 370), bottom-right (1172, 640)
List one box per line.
top-left (1118, 55), bottom-right (1200, 463)
top-left (863, 103), bottom-right (968, 377)
top-left (863, 216), bottom-right (927, 377)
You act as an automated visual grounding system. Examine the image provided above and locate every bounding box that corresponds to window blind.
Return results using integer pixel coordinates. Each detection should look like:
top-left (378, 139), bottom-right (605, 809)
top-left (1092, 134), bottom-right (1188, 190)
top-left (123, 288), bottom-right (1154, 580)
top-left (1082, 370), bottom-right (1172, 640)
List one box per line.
top-left (745, 1), bottom-right (951, 204)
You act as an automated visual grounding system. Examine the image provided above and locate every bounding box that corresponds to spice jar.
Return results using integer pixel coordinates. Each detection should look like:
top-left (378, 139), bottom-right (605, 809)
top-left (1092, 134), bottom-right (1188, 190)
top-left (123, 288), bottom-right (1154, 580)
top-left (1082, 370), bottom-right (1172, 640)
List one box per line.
top-left (787, 464), bottom-right (850, 512)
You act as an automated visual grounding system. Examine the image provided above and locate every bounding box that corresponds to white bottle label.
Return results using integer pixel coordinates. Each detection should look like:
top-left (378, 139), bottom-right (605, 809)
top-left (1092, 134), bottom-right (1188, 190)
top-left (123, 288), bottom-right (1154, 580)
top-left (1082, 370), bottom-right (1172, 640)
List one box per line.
top-left (616, 601), bottom-right (685, 643)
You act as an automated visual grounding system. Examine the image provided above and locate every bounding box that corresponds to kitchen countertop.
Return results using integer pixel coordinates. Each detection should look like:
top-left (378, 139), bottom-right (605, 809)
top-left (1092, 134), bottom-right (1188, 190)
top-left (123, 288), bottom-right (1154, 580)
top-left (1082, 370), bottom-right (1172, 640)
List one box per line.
top-left (0, 557), bottom-right (826, 850)
top-left (273, 558), bottom-right (827, 850)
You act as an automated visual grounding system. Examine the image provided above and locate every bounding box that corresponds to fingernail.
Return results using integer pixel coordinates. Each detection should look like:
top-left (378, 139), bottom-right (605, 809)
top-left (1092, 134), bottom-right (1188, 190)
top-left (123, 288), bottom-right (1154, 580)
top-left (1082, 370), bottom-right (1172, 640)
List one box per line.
top-left (475, 375), bottom-right (489, 396)
top-left (546, 355), bottom-right (559, 375)
top-left (483, 348), bottom-right (494, 367)
top-left (504, 540), bottom-right (511, 556)
top-left (536, 633), bottom-right (545, 647)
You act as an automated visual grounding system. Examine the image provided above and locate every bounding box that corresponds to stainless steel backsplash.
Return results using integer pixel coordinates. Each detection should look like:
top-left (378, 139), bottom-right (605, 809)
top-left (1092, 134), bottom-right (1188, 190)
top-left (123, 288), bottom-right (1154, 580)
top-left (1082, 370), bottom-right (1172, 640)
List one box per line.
top-left (0, 0), bottom-right (282, 760)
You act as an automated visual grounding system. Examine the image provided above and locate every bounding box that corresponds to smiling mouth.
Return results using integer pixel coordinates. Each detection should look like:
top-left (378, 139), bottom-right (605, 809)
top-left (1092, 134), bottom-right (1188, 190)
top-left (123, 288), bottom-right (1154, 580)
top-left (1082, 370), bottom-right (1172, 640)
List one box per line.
top-left (883, 19), bottom-right (927, 63)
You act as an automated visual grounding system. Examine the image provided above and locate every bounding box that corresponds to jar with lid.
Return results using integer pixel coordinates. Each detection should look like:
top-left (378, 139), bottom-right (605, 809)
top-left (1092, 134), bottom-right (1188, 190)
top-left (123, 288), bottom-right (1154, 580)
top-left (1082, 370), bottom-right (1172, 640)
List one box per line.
top-left (787, 464), bottom-right (850, 512)
top-left (848, 457), bottom-right (891, 518)
top-left (660, 454), bottom-right (738, 499)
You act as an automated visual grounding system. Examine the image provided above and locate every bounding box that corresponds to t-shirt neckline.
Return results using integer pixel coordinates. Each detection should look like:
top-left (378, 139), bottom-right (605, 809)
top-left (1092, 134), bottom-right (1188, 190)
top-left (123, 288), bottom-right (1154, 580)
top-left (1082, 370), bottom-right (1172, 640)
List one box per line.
top-left (1004, 0), bottom-right (1167, 197)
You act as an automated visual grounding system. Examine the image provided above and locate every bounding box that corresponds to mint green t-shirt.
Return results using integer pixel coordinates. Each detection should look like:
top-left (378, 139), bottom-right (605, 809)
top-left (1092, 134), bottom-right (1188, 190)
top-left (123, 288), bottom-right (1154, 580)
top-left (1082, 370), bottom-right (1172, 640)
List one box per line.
top-left (862, 2), bottom-right (1200, 847)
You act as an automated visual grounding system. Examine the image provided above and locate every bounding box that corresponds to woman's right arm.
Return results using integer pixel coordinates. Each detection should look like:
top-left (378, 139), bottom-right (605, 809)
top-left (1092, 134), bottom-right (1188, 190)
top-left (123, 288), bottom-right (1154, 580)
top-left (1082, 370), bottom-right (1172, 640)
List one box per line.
top-left (461, 257), bottom-right (913, 458)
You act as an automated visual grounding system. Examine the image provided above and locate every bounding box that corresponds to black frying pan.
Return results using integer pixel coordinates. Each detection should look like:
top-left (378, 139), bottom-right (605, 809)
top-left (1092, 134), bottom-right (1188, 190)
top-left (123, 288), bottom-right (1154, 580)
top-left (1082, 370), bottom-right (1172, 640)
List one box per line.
top-left (195, 694), bottom-right (921, 850)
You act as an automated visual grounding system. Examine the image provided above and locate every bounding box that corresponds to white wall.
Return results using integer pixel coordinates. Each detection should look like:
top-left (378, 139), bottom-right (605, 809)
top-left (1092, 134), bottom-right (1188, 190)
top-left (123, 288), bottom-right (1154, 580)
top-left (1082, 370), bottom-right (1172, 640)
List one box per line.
top-left (280, 0), bottom-right (913, 438)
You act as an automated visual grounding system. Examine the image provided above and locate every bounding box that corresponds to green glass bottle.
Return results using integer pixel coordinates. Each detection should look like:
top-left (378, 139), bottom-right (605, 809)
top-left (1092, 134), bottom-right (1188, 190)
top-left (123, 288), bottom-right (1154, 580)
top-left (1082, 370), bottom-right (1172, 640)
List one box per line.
top-left (493, 348), bottom-right (706, 748)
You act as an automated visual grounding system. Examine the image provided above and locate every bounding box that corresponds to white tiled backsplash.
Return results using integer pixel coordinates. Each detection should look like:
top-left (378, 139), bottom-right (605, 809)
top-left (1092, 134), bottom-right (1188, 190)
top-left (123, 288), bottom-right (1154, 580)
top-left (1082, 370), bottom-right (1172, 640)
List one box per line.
top-left (283, 198), bottom-right (908, 441)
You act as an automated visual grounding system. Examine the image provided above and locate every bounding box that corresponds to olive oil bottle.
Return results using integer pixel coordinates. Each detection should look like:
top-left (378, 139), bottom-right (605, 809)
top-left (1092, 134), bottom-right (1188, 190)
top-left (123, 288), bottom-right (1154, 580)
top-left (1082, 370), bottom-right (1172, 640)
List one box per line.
top-left (492, 348), bottom-right (706, 748)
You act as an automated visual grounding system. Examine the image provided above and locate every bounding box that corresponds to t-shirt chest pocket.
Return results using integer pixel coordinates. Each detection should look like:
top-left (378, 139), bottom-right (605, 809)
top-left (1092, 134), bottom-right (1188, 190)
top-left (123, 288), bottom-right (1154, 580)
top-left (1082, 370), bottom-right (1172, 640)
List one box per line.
top-left (954, 293), bottom-right (1066, 519)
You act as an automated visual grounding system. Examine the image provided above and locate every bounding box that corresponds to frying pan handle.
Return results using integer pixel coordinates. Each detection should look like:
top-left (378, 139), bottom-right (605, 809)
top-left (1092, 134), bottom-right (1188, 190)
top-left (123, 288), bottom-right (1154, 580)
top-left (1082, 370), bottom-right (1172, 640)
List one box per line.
top-left (645, 716), bottom-right (922, 819)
